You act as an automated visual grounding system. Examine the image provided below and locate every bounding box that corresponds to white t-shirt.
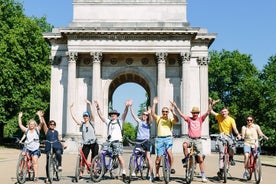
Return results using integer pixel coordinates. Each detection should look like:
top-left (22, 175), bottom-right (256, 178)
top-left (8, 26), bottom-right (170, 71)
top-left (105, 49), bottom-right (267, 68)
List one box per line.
top-left (105, 118), bottom-right (123, 142)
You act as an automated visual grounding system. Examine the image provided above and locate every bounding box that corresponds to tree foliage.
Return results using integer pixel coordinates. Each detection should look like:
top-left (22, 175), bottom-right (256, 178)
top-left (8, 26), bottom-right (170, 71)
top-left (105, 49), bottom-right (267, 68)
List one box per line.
top-left (122, 122), bottom-right (137, 146)
top-left (0, 0), bottom-right (51, 136)
top-left (208, 50), bottom-right (276, 148)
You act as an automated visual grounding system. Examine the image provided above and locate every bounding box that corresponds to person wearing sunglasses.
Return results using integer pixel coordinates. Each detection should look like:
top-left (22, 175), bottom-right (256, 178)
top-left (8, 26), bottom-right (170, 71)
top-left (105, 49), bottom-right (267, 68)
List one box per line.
top-left (127, 99), bottom-right (154, 182)
top-left (38, 110), bottom-right (66, 183)
top-left (210, 99), bottom-right (241, 178)
top-left (241, 115), bottom-right (268, 179)
top-left (170, 101), bottom-right (212, 183)
top-left (151, 96), bottom-right (179, 181)
top-left (70, 100), bottom-right (99, 179)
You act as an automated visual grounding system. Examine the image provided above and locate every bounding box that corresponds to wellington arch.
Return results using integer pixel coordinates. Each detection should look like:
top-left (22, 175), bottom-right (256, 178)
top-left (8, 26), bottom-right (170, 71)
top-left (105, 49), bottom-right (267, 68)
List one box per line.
top-left (44, 0), bottom-right (216, 153)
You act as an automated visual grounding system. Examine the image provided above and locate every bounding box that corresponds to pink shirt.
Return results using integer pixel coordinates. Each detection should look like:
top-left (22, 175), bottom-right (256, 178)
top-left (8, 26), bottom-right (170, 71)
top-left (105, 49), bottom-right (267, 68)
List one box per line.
top-left (184, 116), bottom-right (205, 138)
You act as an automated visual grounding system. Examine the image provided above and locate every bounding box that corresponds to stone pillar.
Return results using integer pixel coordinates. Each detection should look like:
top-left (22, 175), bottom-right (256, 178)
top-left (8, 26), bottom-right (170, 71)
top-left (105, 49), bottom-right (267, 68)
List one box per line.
top-left (90, 52), bottom-right (103, 138)
top-left (155, 52), bottom-right (168, 112)
top-left (180, 52), bottom-right (191, 136)
top-left (66, 51), bottom-right (78, 135)
top-left (197, 56), bottom-right (209, 137)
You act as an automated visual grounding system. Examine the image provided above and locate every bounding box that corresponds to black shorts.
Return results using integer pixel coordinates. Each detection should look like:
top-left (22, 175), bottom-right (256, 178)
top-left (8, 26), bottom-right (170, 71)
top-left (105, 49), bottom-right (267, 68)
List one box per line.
top-left (135, 139), bottom-right (151, 152)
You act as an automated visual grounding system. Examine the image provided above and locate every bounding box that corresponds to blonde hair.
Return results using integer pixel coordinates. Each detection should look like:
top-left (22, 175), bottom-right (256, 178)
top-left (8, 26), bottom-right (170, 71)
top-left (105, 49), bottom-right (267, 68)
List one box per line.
top-left (28, 119), bottom-right (37, 126)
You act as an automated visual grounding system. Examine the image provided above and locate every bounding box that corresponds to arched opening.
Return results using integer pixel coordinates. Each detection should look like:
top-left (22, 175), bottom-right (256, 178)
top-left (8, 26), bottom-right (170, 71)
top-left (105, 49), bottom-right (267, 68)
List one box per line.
top-left (108, 73), bottom-right (151, 124)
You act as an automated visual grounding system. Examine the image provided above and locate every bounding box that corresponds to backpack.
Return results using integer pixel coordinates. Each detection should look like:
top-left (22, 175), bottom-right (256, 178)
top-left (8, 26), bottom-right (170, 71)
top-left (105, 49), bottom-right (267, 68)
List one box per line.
top-left (81, 121), bottom-right (96, 135)
top-left (107, 119), bottom-right (123, 136)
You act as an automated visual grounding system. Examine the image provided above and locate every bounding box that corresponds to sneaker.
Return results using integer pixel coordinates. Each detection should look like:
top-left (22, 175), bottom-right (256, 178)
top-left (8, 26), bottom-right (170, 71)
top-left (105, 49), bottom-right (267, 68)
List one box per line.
top-left (131, 172), bottom-right (136, 177)
top-left (170, 168), bottom-right (176, 174)
top-left (243, 171), bottom-right (248, 180)
top-left (202, 177), bottom-right (208, 183)
top-left (230, 159), bottom-right (236, 166)
top-left (182, 157), bottom-right (188, 167)
top-left (34, 177), bottom-right (38, 182)
top-left (79, 176), bottom-right (84, 181)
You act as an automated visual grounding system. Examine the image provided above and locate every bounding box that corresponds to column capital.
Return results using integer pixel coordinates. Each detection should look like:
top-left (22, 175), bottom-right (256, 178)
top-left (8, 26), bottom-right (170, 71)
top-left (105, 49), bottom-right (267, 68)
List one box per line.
top-left (66, 51), bottom-right (78, 62)
top-left (155, 52), bottom-right (168, 64)
top-left (180, 52), bottom-right (191, 64)
top-left (197, 56), bottom-right (209, 66)
top-left (90, 52), bottom-right (103, 63)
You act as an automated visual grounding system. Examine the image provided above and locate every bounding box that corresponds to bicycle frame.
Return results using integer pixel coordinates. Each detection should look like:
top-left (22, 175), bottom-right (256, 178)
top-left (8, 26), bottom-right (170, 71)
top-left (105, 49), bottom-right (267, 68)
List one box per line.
top-left (246, 138), bottom-right (263, 183)
top-left (218, 136), bottom-right (232, 183)
top-left (78, 146), bottom-right (92, 171)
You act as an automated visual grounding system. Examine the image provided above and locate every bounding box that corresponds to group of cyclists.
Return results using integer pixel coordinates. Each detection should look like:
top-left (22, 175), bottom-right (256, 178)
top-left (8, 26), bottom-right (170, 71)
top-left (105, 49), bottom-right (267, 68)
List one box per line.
top-left (18, 97), bottom-right (268, 183)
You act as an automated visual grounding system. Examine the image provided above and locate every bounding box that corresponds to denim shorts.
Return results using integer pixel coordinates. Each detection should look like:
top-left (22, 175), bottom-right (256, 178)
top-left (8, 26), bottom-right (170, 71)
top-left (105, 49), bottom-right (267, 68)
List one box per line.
top-left (155, 136), bottom-right (173, 156)
top-left (25, 148), bottom-right (41, 157)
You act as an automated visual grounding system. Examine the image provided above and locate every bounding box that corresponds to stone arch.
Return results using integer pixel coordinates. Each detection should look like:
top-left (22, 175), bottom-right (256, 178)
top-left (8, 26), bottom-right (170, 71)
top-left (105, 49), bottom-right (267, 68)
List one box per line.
top-left (103, 68), bottom-right (156, 110)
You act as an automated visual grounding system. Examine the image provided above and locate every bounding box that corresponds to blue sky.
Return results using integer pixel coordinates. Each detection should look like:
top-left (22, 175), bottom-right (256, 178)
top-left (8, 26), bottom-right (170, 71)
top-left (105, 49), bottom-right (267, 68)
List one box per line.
top-left (20, 0), bottom-right (276, 122)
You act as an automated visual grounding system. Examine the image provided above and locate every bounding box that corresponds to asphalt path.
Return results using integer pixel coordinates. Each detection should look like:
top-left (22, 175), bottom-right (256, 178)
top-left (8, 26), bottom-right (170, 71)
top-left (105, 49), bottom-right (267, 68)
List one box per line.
top-left (1, 148), bottom-right (275, 184)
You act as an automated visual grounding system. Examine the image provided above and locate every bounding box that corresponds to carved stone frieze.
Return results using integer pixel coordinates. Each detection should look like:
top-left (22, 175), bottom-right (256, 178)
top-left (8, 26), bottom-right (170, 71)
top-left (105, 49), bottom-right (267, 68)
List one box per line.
top-left (141, 57), bottom-right (149, 65)
top-left (125, 58), bottom-right (133, 65)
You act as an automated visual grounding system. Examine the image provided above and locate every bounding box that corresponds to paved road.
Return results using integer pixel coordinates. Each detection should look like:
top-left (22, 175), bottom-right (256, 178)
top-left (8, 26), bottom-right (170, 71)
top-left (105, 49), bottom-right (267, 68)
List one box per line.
top-left (1, 148), bottom-right (275, 184)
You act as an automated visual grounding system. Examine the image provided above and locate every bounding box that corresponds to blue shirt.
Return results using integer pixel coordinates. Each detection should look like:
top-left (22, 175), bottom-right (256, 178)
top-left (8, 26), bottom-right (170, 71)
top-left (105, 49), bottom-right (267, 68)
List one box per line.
top-left (136, 121), bottom-right (150, 140)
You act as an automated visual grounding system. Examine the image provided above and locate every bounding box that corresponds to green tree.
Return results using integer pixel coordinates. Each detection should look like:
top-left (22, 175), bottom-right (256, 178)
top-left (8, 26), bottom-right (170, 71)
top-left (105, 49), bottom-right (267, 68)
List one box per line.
top-left (258, 55), bottom-right (276, 147)
top-left (0, 0), bottom-right (51, 136)
top-left (208, 50), bottom-right (262, 133)
top-left (122, 122), bottom-right (136, 146)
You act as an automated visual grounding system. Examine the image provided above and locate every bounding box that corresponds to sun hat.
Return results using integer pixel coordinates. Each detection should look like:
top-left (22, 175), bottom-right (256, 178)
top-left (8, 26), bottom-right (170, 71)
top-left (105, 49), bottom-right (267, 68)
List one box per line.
top-left (108, 109), bottom-right (120, 116)
top-left (191, 107), bottom-right (200, 113)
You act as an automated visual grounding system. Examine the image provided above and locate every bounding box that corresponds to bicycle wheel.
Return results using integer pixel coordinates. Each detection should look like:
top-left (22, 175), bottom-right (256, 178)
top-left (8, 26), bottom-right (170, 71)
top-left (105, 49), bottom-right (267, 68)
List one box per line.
top-left (110, 156), bottom-right (121, 179)
top-left (254, 157), bottom-right (262, 184)
top-left (140, 156), bottom-right (149, 180)
top-left (75, 155), bottom-right (82, 182)
top-left (48, 155), bottom-right (55, 183)
top-left (223, 154), bottom-right (228, 183)
top-left (16, 153), bottom-right (27, 184)
top-left (162, 155), bottom-right (170, 184)
top-left (185, 155), bottom-right (195, 184)
top-left (129, 154), bottom-right (136, 182)
top-left (90, 155), bottom-right (105, 182)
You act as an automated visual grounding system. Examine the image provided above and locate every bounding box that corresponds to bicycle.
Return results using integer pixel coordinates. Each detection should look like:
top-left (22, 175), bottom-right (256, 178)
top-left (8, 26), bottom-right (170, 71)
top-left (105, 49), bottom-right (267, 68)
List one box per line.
top-left (244, 137), bottom-right (264, 184)
top-left (16, 142), bottom-right (35, 184)
top-left (184, 137), bottom-right (206, 184)
top-left (90, 140), bottom-right (121, 182)
top-left (126, 137), bottom-right (149, 182)
top-left (159, 141), bottom-right (171, 184)
top-left (217, 135), bottom-right (236, 183)
top-left (74, 142), bottom-right (93, 182)
top-left (42, 139), bottom-right (64, 183)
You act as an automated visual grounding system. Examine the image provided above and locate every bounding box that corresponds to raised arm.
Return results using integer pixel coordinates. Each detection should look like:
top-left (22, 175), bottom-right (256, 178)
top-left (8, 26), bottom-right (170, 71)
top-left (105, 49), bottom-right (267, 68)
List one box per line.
top-left (69, 103), bottom-right (82, 125)
top-left (94, 100), bottom-right (107, 123)
top-left (37, 110), bottom-right (48, 134)
top-left (129, 100), bottom-right (140, 123)
top-left (169, 101), bottom-right (179, 123)
top-left (151, 97), bottom-right (158, 119)
top-left (86, 99), bottom-right (95, 122)
top-left (121, 100), bottom-right (129, 122)
top-left (170, 101), bottom-right (187, 120)
top-left (210, 98), bottom-right (220, 116)
top-left (18, 112), bottom-right (27, 132)
top-left (201, 99), bottom-right (213, 120)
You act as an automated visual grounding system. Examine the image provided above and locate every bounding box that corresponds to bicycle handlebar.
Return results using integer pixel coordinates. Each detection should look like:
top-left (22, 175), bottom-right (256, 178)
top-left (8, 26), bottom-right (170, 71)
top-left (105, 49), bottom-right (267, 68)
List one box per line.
top-left (125, 137), bottom-right (148, 145)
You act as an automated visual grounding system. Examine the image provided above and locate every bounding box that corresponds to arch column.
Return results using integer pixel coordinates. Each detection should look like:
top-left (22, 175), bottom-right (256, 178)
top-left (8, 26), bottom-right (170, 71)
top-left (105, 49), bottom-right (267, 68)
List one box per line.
top-left (90, 52), bottom-right (104, 138)
top-left (197, 56), bottom-right (209, 137)
top-left (180, 52), bottom-right (191, 136)
top-left (155, 52), bottom-right (168, 111)
top-left (66, 51), bottom-right (78, 135)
